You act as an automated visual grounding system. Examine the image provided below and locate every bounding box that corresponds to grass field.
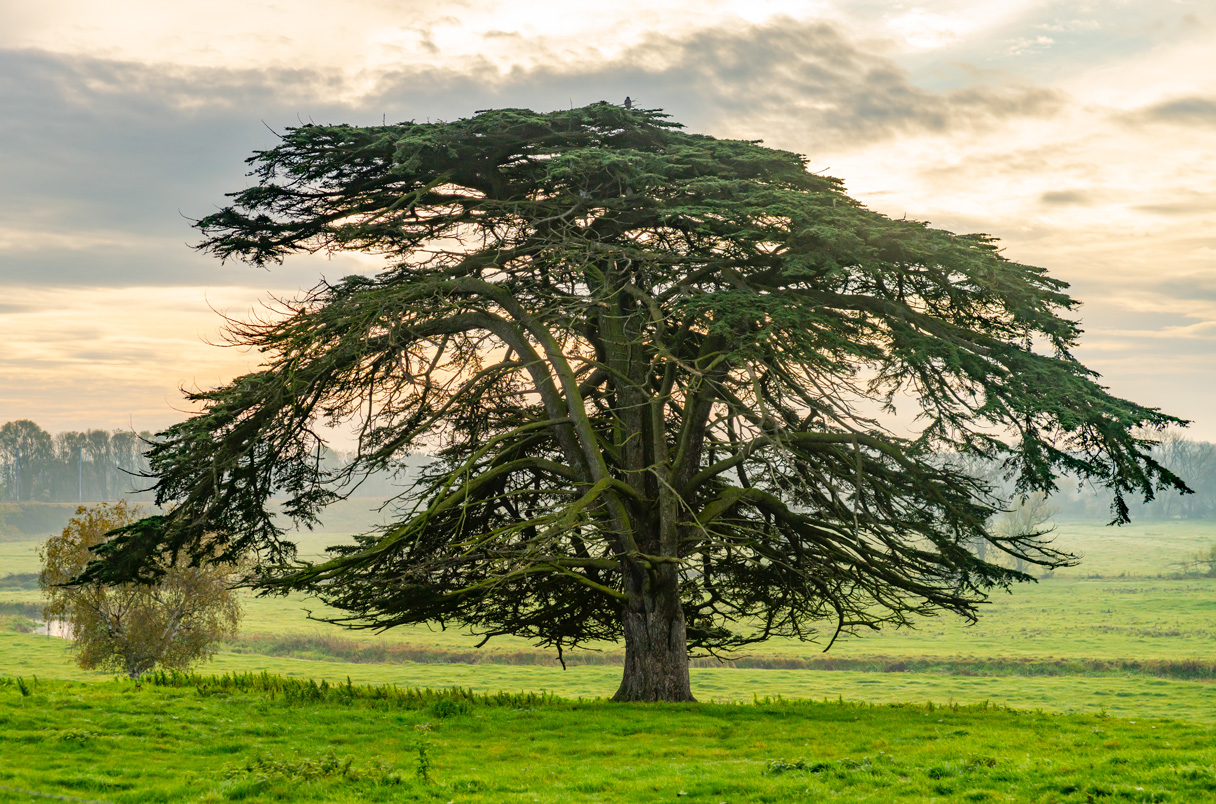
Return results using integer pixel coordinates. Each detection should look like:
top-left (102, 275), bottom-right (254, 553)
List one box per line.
top-left (3, 630), bottom-right (1214, 722)
top-left (232, 575), bottom-right (1216, 662)
top-left (3, 521), bottom-right (1215, 701)
top-left (1, 674), bottom-right (1214, 803)
top-left (1, 516), bottom-right (1215, 802)
top-left (8, 512), bottom-right (1210, 578)
top-left (7, 520), bottom-right (1215, 664)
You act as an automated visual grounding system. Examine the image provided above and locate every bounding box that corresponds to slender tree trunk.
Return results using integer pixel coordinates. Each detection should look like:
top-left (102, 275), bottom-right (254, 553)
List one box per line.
top-left (613, 564), bottom-right (695, 702)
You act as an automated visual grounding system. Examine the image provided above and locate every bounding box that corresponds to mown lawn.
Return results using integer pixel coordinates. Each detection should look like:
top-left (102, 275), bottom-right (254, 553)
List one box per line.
top-left (1, 674), bottom-right (1214, 804)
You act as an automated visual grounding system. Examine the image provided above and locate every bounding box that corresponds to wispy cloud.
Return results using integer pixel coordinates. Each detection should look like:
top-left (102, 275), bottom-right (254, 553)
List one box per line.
top-left (1137, 96), bottom-right (1216, 126)
top-left (1040, 190), bottom-right (1093, 206)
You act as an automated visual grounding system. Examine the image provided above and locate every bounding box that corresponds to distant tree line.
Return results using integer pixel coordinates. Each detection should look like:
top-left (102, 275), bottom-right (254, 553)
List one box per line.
top-left (0, 419), bottom-right (422, 504)
top-left (0, 420), bottom-right (155, 503)
top-left (1056, 432), bottom-right (1216, 520)
top-left (954, 430), bottom-right (1216, 521)
top-left (4, 417), bottom-right (1211, 518)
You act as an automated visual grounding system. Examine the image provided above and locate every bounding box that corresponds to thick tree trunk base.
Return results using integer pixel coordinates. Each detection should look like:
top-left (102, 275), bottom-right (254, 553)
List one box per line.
top-left (613, 588), bottom-right (695, 703)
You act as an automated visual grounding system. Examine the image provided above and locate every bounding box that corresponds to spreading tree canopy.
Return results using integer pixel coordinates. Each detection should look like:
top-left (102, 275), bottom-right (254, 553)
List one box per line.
top-left (88, 103), bottom-right (1187, 701)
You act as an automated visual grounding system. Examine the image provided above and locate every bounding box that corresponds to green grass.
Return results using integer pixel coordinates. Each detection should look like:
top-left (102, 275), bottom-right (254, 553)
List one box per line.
top-left (259, 519), bottom-right (1216, 660)
top-left (0, 674), bottom-right (1213, 803)
top-left (2, 518), bottom-right (1214, 802)
top-left (4, 632), bottom-right (1214, 723)
top-left (191, 572), bottom-right (1216, 668)
top-left (197, 519), bottom-right (1216, 664)
top-left (1045, 519), bottom-right (1216, 578)
top-left (208, 576), bottom-right (1213, 662)
top-left (0, 540), bottom-right (40, 575)
top-left (3, 519), bottom-right (1214, 728)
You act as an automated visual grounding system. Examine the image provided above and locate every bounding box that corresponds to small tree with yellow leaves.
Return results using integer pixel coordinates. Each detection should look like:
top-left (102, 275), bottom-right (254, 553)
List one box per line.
top-left (39, 502), bottom-right (241, 679)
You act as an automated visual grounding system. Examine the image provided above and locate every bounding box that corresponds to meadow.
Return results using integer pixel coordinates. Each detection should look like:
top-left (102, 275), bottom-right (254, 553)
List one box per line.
top-left (1, 674), bottom-right (1214, 803)
top-left (6, 517), bottom-right (1215, 666)
top-left (1, 514), bottom-right (1214, 802)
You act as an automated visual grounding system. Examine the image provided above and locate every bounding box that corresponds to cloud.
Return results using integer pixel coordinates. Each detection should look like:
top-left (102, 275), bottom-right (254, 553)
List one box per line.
top-left (1133, 189), bottom-right (1216, 217)
top-left (0, 284), bottom-right (258, 432)
top-left (1157, 275), bottom-right (1216, 303)
top-left (1007, 35), bottom-right (1056, 56)
top-left (1135, 201), bottom-right (1216, 217)
top-left (0, 49), bottom-right (482, 288)
top-left (0, 19), bottom-right (1067, 289)
top-left (1136, 96), bottom-right (1216, 126)
top-left (1040, 189), bottom-right (1092, 206)
top-left (468, 20), bottom-right (1065, 148)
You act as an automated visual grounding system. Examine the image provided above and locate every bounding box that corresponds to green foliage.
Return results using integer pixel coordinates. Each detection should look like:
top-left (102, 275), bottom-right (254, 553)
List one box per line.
top-left (412, 723), bottom-right (433, 782)
top-left (55, 728), bottom-right (98, 744)
top-left (40, 502), bottom-right (242, 678)
top-left (226, 747), bottom-right (402, 785)
top-left (1, 613), bottom-right (37, 633)
top-left (764, 752), bottom-right (898, 776)
top-left (0, 572), bottom-right (39, 590)
top-left (88, 104), bottom-right (1189, 701)
top-left (145, 668), bottom-right (558, 710)
top-left (0, 602), bottom-right (42, 619)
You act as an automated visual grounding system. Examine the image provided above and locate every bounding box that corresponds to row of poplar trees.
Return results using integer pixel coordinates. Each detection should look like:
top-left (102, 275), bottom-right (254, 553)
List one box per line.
top-left (0, 420), bottom-right (154, 503)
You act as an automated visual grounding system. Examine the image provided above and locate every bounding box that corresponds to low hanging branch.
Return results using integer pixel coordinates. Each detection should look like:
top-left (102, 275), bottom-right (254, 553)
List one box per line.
top-left (85, 103), bottom-right (1189, 702)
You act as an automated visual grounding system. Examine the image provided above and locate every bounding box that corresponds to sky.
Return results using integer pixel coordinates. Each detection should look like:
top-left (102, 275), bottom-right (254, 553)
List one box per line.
top-left (1, 0), bottom-right (1213, 442)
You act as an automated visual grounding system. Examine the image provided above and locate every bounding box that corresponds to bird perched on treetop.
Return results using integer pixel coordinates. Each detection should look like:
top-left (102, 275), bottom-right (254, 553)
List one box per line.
top-left (624, 96), bottom-right (632, 109)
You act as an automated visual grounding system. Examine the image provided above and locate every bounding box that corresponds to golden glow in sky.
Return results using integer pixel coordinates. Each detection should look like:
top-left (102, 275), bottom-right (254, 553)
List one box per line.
top-left (0, 1), bottom-right (1213, 440)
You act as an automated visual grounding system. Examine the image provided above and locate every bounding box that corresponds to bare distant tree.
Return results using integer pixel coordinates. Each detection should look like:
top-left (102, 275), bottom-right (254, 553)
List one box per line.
top-left (992, 492), bottom-right (1057, 574)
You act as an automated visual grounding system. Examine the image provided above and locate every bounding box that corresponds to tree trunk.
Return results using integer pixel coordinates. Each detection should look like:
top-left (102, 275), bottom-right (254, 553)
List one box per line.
top-left (613, 565), bottom-right (695, 702)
